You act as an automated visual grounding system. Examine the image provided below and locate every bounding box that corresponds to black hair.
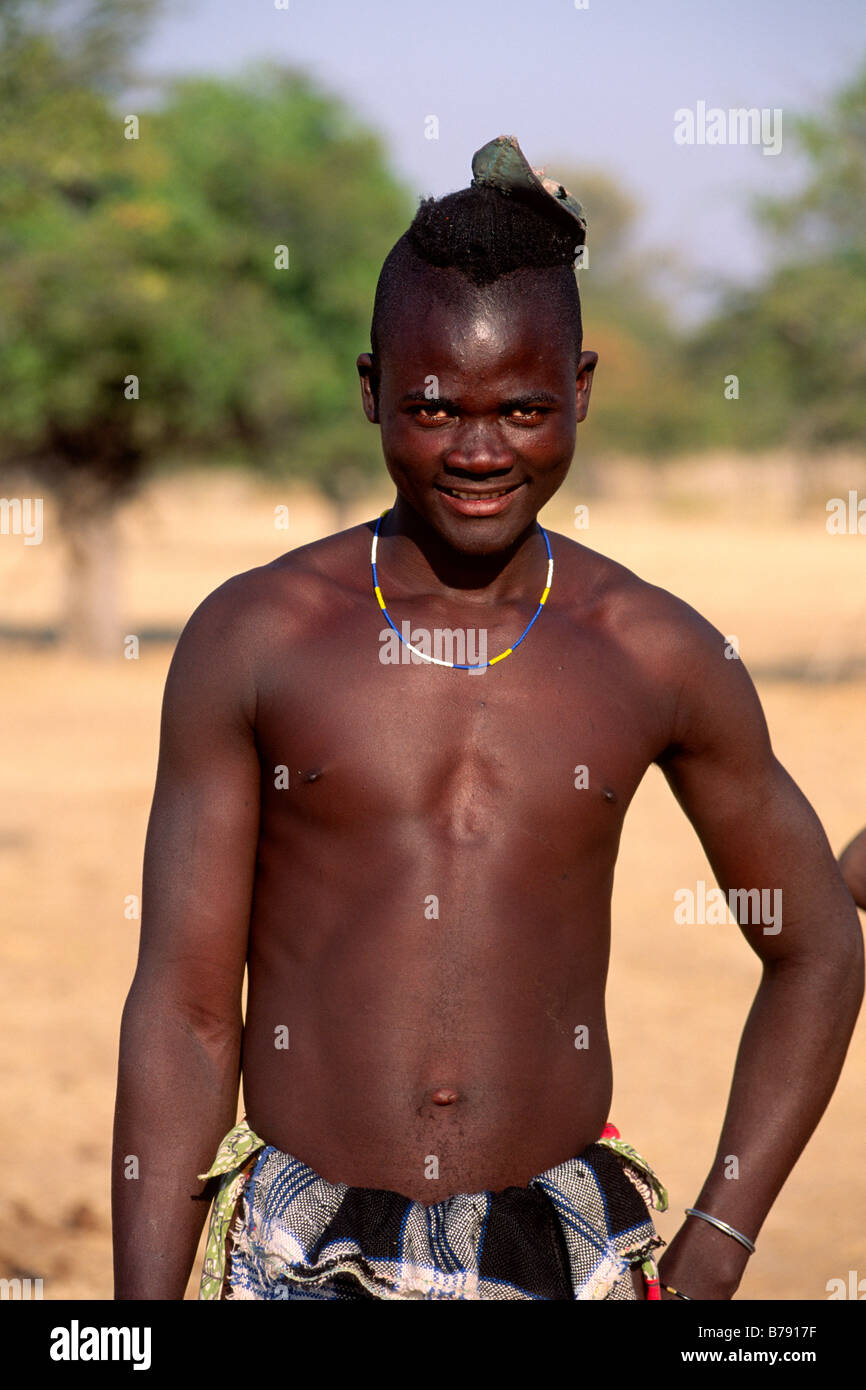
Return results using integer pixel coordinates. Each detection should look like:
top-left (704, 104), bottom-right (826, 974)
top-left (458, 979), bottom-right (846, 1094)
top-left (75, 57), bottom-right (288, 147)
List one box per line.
top-left (370, 182), bottom-right (583, 373)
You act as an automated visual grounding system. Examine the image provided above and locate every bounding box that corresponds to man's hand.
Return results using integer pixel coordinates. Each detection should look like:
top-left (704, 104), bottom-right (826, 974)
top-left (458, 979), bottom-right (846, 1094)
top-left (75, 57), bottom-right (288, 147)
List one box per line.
top-left (658, 1218), bottom-right (751, 1300)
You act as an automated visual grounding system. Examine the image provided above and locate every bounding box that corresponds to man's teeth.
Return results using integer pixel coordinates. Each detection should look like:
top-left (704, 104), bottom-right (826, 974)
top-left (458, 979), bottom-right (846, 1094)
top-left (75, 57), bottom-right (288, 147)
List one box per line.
top-left (448, 488), bottom-right (512, 499)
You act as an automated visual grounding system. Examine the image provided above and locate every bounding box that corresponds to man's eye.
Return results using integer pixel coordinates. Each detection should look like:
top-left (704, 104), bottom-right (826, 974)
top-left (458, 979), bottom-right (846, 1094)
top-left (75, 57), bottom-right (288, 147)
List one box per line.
top-left (408, 405), bottom-right (548, 422)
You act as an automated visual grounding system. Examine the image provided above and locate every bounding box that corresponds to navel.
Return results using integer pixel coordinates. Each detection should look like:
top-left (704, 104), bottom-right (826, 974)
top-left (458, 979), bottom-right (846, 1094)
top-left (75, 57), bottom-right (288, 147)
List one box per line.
top-left (299, 768), bottom-right (323, 783)
top-left (430, 1087), bottom-right (460, 1106)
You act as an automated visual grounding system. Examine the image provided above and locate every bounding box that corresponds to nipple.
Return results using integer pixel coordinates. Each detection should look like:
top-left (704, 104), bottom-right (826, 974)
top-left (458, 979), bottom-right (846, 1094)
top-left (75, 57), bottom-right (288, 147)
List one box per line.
top-left (430, 1087), bottom-right (460, 1106)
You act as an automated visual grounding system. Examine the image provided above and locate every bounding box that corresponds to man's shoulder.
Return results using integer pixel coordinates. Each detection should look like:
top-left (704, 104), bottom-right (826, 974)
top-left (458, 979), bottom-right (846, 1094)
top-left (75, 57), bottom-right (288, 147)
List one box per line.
top-left (184, 522), bottom-right (373, 640)
top-left (549, 530), bottom-right (726, 669)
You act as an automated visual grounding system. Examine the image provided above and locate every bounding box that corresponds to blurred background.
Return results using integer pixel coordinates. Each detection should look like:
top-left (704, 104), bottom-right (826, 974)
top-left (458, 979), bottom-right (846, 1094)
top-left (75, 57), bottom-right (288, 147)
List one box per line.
top-left (0, 0), bottom-right (864, 1299)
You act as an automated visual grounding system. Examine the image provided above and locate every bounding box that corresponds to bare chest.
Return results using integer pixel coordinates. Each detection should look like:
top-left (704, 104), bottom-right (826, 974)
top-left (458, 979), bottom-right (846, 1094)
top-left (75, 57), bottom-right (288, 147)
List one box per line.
top-left (253, 603), bottom-right (665, 856)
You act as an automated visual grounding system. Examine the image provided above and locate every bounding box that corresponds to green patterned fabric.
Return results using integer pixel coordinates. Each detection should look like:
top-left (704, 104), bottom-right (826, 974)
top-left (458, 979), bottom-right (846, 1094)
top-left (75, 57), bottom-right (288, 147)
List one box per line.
top-left (598, 1134), bottom-right (669, 1212)
top-left (197, 1119), bottom-right (265, 1301)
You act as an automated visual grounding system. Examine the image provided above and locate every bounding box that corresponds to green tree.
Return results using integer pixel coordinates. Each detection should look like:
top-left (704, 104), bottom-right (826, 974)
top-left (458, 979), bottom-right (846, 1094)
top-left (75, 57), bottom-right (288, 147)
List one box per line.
top-left (0, 10), bottom-right (412, 652)
top-left (686, 61), bottom-right (866, 453)
top-left (550, 167), bottom-right (700, 466)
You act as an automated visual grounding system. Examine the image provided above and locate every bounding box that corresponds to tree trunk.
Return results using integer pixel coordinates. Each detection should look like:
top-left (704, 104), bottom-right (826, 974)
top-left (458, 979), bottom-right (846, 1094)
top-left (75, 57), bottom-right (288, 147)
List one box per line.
top-left (60, 490), bottom-right (122, 658)
top-left (329, 464), bottom-right (369, 533)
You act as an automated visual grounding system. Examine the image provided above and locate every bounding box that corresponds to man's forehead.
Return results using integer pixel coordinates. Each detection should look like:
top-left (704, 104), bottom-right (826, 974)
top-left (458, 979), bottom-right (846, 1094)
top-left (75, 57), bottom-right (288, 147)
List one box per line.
top-left (387, 286), bottom-right (569, 357)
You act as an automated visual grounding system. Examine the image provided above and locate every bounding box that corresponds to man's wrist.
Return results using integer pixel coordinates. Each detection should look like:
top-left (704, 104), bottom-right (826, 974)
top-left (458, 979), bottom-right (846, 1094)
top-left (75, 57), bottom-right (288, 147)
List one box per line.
top-left (657, 1216), bottom-right (753, 1300)
top-left (684, 1206), bottom-right (756, 1254)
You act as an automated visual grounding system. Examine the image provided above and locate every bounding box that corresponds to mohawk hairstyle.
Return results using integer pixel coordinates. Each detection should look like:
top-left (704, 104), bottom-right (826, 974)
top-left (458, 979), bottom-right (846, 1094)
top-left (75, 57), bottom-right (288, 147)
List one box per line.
top-left (370, 182), bottom-right (583, 373)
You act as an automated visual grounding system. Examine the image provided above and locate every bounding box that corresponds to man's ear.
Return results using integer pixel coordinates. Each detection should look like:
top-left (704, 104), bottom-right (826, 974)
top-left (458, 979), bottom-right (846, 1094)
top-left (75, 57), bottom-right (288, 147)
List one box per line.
top-left (357, 353), bottom-right (380, 423)
top-left (575, 349), bottom-right (598, 423)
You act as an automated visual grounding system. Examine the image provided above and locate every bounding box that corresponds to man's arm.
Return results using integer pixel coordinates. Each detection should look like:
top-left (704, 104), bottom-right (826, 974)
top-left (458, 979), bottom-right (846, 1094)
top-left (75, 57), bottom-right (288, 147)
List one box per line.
top-left (653, 611), bottom-right (863, 1301)
top-left (112, 579), bottom-right (261, 1299)
top-left (839, 827), bottom-right (866, 910)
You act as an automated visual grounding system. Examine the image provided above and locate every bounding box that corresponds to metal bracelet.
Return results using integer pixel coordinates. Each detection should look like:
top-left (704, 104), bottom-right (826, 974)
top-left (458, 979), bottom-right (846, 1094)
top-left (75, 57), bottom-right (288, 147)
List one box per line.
top-left (685, 1207), bottom-right (756, 1254)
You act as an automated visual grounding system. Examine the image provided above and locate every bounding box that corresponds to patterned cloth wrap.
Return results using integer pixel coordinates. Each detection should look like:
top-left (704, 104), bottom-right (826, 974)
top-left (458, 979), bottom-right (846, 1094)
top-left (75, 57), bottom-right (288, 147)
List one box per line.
top-left (198, 1119), bottom-right (668, 1301)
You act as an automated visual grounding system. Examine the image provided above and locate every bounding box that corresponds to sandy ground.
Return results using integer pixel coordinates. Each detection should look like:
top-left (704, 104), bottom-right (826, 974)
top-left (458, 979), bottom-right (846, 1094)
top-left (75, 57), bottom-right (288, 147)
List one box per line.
top-left (0, 470), bottom-right (864, 1301)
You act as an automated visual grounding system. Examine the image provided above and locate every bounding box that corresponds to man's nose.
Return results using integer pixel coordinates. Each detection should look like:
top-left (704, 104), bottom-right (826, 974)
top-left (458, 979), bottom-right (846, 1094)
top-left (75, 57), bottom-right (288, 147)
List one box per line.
top-left (443, 421), bottom-right (513, 472)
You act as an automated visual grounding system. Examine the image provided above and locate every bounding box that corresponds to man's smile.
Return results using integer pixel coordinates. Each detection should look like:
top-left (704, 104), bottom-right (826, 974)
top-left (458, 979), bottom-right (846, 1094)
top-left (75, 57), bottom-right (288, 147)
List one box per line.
top-left (434, 480), bottom-right (526, 515)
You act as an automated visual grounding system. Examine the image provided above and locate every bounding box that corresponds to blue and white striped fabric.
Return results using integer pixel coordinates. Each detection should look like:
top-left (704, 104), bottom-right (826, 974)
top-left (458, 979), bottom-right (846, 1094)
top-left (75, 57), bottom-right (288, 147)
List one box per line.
top-left (222, 1135), bottom-right (665, 1301)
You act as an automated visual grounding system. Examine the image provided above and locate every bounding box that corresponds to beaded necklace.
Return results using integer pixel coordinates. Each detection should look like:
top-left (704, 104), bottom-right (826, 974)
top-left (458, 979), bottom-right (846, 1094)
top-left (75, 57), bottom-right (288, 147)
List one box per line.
top-left (371, 507), bottom-right (554, 669)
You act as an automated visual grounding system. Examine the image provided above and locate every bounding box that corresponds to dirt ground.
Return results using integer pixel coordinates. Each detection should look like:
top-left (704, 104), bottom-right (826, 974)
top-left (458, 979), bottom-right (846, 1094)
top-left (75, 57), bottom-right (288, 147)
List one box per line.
top-left (1, 470), bottom-right (864, 1300)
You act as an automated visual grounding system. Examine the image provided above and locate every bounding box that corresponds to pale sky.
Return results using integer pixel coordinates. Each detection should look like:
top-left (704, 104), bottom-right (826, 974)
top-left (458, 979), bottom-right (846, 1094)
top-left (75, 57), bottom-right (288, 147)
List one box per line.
top-left (135, 0), bottom-right (866, 323)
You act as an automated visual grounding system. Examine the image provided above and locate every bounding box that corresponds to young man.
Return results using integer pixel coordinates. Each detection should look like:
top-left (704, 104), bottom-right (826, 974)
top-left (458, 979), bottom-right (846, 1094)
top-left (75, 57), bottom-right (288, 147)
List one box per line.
top-left (840, 827), bottom-right (866, 910)
top-left (112, 135), bottom-right (863, 1301)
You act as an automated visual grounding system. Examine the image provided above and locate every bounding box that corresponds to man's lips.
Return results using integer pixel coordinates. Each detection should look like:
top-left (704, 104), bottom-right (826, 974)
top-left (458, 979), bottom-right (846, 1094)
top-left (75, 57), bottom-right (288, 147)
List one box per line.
top-left (434, 481), bottom-right (525, 516)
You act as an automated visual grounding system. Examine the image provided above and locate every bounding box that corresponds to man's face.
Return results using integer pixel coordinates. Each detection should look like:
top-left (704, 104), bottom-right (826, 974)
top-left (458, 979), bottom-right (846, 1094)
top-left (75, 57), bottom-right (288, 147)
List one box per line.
top-left (357, 274), bottom-right (597, 555)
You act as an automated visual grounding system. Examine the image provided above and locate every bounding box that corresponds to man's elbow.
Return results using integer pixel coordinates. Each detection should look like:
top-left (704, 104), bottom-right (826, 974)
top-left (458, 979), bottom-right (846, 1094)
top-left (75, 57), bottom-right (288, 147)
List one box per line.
top-left (820, 902), bottom-right (865, 1013)
top-left (121, 974), bottom-right (243, 1059)
top-left (773, 889), bottom-right (865, 1009)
